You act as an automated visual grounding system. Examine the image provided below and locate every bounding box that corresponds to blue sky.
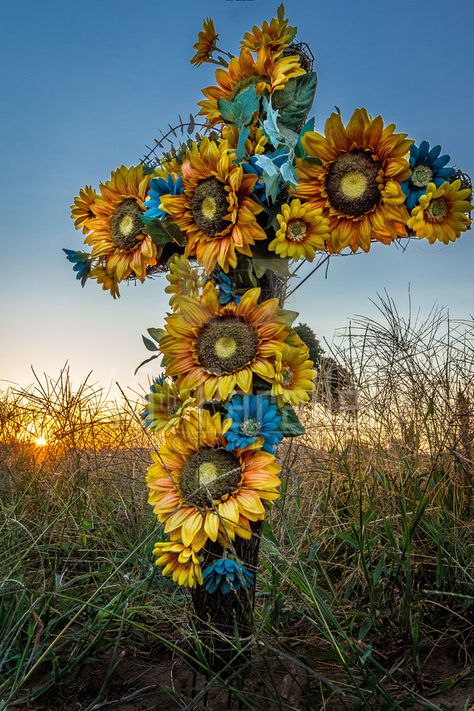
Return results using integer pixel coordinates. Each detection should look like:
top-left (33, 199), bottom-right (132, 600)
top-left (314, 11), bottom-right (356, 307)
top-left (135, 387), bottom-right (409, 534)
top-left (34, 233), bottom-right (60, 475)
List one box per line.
top-left (0, 0), bottom-right (473, 393)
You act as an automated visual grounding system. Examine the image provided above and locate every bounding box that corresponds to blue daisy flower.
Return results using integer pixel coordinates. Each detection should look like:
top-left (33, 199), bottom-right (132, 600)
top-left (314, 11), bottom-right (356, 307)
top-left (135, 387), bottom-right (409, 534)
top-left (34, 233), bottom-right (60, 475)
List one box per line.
top-left (214, 269), bottom-right (241, 305)
top-left (202, 558), bottom-right (254, 595)
top-left (142, 174), bottom-right (183, 223)
top-left (401, 141), bottom-right (455, 211)
top-left (63, 249), bottom-right (92, 287)
top-left (225, 394), bottom-right (283, 454)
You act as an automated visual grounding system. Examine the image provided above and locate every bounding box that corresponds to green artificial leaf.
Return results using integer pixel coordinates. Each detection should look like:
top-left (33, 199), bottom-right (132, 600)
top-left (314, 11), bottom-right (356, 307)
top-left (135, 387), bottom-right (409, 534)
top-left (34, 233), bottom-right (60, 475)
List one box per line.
top-left (279, 125), bottom-right (299, 148)
top-left (252, 256), bottom-right (291, 279)
top-left (280, 404), bottom-right (305, 437)
top-left (134, 354), bottom-right (159, 376)
top-left (262, 98), bottom-right (282, 147)
top-left (235, 125), bottom-right (250, 162)
top-left (272, 73), bottom-right (318, 131)
top-left (278, 308), bottom-right (299, 327)
top-left (296, 117), bottom-right (315, 158)
top-left (147, 327), bottom-right (165, 344)
top-left (217, 85), bottom-right (260, 128)
top-left (142, 335), bottom-right (159, 352)
top-left (145, 219), bottom-right (184, 248)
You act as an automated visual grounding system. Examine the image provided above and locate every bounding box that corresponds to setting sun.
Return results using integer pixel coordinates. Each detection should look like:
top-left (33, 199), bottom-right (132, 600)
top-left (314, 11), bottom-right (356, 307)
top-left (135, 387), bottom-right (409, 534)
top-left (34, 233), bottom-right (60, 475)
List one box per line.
top-left (34, 436), bottom-right (47, 447)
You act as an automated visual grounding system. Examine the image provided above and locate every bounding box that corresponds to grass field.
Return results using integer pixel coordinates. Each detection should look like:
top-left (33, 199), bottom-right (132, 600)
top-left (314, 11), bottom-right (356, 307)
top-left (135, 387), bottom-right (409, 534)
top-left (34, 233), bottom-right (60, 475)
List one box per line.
top-left (1, 300), bottom-right (473, 710)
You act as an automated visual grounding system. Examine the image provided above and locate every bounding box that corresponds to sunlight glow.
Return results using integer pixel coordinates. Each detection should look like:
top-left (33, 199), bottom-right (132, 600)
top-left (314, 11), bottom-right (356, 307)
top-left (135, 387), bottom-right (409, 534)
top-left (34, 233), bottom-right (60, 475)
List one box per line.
top-left (34, 436), bottom-right (47, 447)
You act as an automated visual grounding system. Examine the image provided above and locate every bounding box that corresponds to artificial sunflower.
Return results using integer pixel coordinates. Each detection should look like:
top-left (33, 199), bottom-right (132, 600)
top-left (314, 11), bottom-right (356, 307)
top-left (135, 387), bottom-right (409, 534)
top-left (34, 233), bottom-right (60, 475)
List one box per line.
top-left (190, 17), bottom-right (219, 67)
top-left (262, 341), bottom-right (316, 406)
top-left (241, 3), bottom-right (297, 55)
top-left (160, 138), bottom-right (266, 274)
top-left (159, 282), bottom-right (290, 401)
top-left (269, 199), bottom-right (329, 260)
top-left (407, 180), bottom-right (472, 244)
top-left (153, 541), bottom-right (203, 588)
top-left (146, 409), bottom-right (281, 551)
top-left (85, 165), bottom-right (157, 282)
top-left (142, 377), bottom-right (196, 433)
top-left (88, 264), bottom-right (120, 299)
top-left (199, 47), bottom-right (304, 125)
top-left (165, 254), bottom-right (202, 311)
top-left (222, 121), bottom-right (267, 158)
top-left (71, 185), bottom-right (98, 234)
top-left (295, 108), bottom-right (412, 253)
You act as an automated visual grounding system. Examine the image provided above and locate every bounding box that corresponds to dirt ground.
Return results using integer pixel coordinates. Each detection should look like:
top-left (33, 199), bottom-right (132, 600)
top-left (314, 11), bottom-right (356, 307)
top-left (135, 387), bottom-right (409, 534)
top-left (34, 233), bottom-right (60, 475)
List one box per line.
top-left (8, 644), bottom-right (474, 711)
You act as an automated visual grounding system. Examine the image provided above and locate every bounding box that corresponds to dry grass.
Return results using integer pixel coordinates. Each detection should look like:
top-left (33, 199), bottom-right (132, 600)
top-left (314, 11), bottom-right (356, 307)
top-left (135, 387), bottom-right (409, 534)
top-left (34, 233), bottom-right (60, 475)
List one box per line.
top-left (0, 299), bottom-right (473, 710)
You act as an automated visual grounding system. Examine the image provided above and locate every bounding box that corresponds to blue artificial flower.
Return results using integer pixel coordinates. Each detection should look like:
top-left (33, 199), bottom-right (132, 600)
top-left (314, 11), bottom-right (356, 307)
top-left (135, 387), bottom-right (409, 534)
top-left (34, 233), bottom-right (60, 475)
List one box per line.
top-left (242, 149), bottom-right (293, 204)
top-left (202, 558), bottom-right (254, 595)
top-left (225, 394), bottom-right (283, 454)
top-left (142, 174), bottom-right (183, 223)
top-left (214, 269), bottom-right (241, 305)
top-left (63, 249), bottom-right (92, 287)
top-left (401, 141), bottom-right (455, 211)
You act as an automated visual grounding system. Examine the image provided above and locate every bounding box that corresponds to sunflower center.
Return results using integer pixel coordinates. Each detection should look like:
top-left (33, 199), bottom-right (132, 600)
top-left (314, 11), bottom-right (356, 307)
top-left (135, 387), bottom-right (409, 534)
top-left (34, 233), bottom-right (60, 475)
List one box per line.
top-left (287, 220), bottom-right (307, 243)
top-left (427, 198), bottom-right (448, 221)
top-left (340, 171), bottom-right (368, 199)
top-left (180, 448), bottom-right (242, 507)
top-left (411, 164), bottom-right (433, 188)
top-left (191, 178), bottom-right (229, 236)
top-left (111, 198), bottom-right (144, 250)
top-left (240, 418), bottom-right (261, 437)
top-left (325, 150), bottom-right (381, 217)
top-left (196, 316), bottom-right (259, 374)
top-left (215, 336), bottom-right (237, 359)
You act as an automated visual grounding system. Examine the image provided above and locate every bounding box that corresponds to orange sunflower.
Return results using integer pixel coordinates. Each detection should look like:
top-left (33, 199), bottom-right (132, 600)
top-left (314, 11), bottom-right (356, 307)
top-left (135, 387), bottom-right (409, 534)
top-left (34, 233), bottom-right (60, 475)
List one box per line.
top-left (71, 185), bottom-right (98, 234)
top-left (199, 47), bottom-right (304, 125)
top-left (85, 165), bottom-right (157, 282)
top-left (294, 108), bottom-right (413, 253)
top-left (146, 409), bottom-right (281, 552)
top-left (88, 264), bottom-right (120, 299)
top-left (241, 3), bottom-right (297, 55)
top-left (191, 17), bottom-right (219, 66)
top-left (160, 138), bottom-right (266, 274)
top-left (160, 282), bottom-right (290, 402)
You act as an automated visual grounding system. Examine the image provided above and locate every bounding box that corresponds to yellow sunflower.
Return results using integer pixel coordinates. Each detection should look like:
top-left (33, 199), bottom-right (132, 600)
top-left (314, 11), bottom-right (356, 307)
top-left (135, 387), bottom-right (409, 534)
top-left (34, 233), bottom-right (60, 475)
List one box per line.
top-left (269, 199), bottom-right (330, 260)
top-left (295, 108), bottom-right (413, 253)
top-left (153, 541), bottom-right (203, 588)
top-left (85, 165), bottom-right (157, 282)
top-left (142, 378), bottom-right (195, 433)
top-left (160, 282), bottom-right (290, 402)
top-left (263, 341), bottom-right (316, 406)
top-left (191, 17), bottom-right (219, 67)
top-left (146, 409), bottom-right (281, 552)
top-left (165, 254), bottom-right (202, 311)
top-left (241, 3), bottom-right (297, 55)
top-left (71, 185), bottom-right (98, 234)
top-left (160, 138), bottom-right (266, 274)
top-left (222, 121), bottom-right (267, 157)
top-left (199, 47), bottom-right (304, 125)
top-left (88, 264), bottom-right (120, 299)
top-left (407, 180), bottom-right (472, 244)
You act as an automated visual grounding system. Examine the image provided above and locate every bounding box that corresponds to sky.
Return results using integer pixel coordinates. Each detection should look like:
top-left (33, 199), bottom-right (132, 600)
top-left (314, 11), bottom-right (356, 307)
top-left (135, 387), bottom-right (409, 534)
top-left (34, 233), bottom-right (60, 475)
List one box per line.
top-left (0, 0), bottom-right (473, 396)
